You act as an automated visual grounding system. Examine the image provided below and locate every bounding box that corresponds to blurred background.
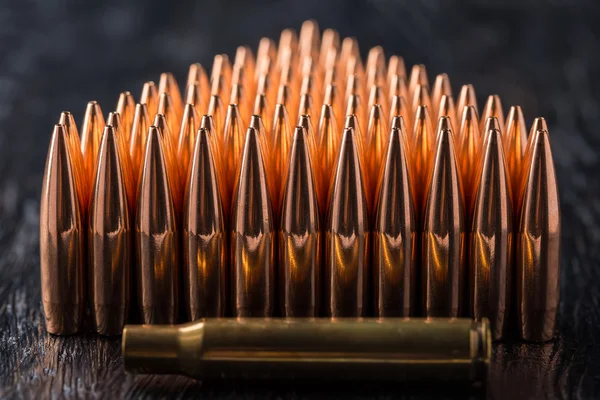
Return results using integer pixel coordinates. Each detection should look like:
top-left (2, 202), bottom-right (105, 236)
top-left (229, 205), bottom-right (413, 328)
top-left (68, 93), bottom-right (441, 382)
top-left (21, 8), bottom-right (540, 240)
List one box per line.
top-left (1, 0), bottom-right (600, 398)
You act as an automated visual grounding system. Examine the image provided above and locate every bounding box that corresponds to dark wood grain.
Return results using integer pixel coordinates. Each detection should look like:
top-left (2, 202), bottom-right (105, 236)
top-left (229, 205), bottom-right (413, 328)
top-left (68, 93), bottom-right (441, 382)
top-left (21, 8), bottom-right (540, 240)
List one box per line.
top-left (1, 0), bottom-right (600, 398)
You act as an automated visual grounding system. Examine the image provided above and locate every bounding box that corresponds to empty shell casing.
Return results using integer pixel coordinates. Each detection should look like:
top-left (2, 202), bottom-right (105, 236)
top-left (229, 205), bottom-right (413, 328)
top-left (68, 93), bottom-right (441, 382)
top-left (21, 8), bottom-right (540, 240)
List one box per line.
top-left (123, 318), bottom-right (490, 387)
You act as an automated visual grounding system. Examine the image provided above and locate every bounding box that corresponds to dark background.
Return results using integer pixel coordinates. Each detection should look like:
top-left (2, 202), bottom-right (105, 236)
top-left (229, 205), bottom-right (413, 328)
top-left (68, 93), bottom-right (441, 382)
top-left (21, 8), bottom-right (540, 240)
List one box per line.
top-left (1, 0), bottom-right (599, 398)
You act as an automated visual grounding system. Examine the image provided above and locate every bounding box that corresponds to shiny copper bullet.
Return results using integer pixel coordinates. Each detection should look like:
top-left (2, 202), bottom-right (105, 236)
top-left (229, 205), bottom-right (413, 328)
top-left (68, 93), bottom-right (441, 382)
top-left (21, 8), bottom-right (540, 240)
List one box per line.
top-left (88, 125), bottom-right (132, 335)
top-left (457, 84), bottom-right (478, 117)
top-left (504, 105), bottom-right (528, 203)
top-left (231, 127), bottom-right (275, 317)
top-left (437, 94), bottom-right (458, 135)
top-left (116, 91), bottom-right (135, 143)
top-left (373, 123), bottom-right (417, 317)
top-left (57, 112), bottom-right (89, 213)
top-left (135, 127), bottom-right (179, 324)
top-left (128, 103), bottom-right (151, 184)
top-left (411, 105), bottom-right (435, 213)
top-left (470, 127), bottom-right (513, 340)
top-left (176, 103), bottom-right (200, 182)
top-left (270, 103), bottom-right (292, 214)
top-left (316, 103), bottom-right (340, 213)
top-left (153, 114), bottom-right (183, 215)
top-left (140, 81), bottom-right (158, 116)
top-left (516, 128), bottom-right (560, 342)
top-left (158, 72), bottom-right (184, 119)
top-left (184, 82), bottom-right (205, 115)
top-left (325, 127), bottom-right (369, 317)
top-left (388, 94), bottom-right (412, 135)
top-left (387, 55), bottom-right (406, 83)
top-left (123, 318), bottom-right (491, 386)
top-left (431, 73), bottom-right (452, 114)
top-left (183, 128), bottom-right (226, 319)
top-left (187, 62), bottom-right (209, 90)
top-left (206, 94), bottom-right (224, 136)
top-left (422, 128), bottom-right (465, 317)
top-left (457, 105), bottom-right (482, 214)
top-left (105, 112), bottom-right (136, 213)
top-left (480, 94), bottom-right (505, 133)
top-left (365, 104), bottom-right (387, 213)
top-left (222, 104), bottom-right (247, 213)
top-left (408, 64), bottom-right (429, 97)
top-left (80, 101), bottom-right (105, 185)
top-left (40, 124), bottom-right (85, 335)
top-left (411, 84), bottom-right (433, 116)
top-left (157, 92), bottom-right (180, 141)
top-left (279, 126), bottom-right (321, 317)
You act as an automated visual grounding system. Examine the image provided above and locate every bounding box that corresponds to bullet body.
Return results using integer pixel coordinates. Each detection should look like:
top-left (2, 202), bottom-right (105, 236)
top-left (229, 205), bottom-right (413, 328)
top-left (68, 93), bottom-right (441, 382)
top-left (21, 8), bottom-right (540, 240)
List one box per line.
top-left (123, 318), bottom-right (490, 387)
top-left (517, 129), bottom-right (560, 341)
top-left (40, 125), bottom-right (85, 335)
top-left (183, 128), bottom-right (227, 319)
top-left (88, 126), bottom-right (132, 335)
top-left (373, 125), bottom-right (416, 317)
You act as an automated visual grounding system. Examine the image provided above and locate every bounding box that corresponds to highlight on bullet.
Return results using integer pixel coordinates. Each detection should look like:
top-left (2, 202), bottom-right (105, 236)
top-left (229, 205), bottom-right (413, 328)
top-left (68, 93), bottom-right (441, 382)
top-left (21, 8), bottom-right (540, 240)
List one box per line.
top-left (40, 125), bottom-right (85, 335)
top-left (279, 126), bottom-right (321, 317)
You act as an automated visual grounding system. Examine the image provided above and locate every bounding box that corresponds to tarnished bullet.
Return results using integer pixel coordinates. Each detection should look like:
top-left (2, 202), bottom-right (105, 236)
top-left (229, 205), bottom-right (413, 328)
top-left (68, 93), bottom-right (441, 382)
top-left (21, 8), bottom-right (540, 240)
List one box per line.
top-left (517, 128), bottom-right (560, 342)
top-left (123, 318), bottom-right (491, 387)
top-left (470, 128), bottom-right (513, 340)
top-left (504, 106), bottom-right (528, 204)
top-left (411, 105), bottom-right (435, 213)
top-left (88, 126), bottom-right (132, 335)
top-left (58, 112), bottom-right (89, 213)
top-left (116, 91), bottom-right (135, 143)
top-left (128, 103), bottom-right (151, 184)
top-left (457, 84), bottom-right (478, 117)
top-left (457, 106), bottom-right (482, 214)
top-left (183, 128), bottom-right (226, 319)
top-left (158, 72), bottom-right (184, 119)
top-left (316, 104), bottom-right (340, 213)
top-left (279, 126), bottom-right (321, 317)
top-left (481, 94), bottom-right (505, 133)
top-left (373, 123), bottom-right (417, 317)
top-left (40, 125), bottom-right (85, 335)
top-left (135, 127), bottom-right (179, 324)
top-left (176, 103), bottom-right (200, 182)
top-left (140, 81), bottom-right (159, 116)
top-left (231, 127), bottom-right (275, 317)
top-left (422, 128), bottom-right (465, 317)
top-left (80, 101), bottom-right (105, 185)
top-left (325, 128), bottom-right (369, 317)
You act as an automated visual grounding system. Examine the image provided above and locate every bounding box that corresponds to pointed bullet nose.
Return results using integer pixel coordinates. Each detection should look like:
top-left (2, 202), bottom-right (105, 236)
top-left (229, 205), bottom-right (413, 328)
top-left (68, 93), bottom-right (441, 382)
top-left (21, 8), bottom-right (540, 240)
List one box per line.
top-left (153, 114), bottom-right (183, 215)
top-left (422, 128), bottom-right (465, 317)
top-left (129, 103), bottom-right (151, 185)
top-left (40, 124), bottom-right (85, 335)
top-left (388, 94), bottom-right (412, 134)
top-left (183, 128), bottom-right (226, 320)
top-left (58, 112), bottom-right (89, 213)
top-left (177, 103), bottom-right (200, 183)
top-left (135, 127), bottom-right (179, 324)
top-left (470, 128), bottom-right (513, 340)
top-left (89, 125), bottom-right (132, 335)
top-left (231, 127), bottom-right (275, 317)
top-left (271, 103), bottom-right (293, 214)
top-left (187, 62), bottom-right (209, 89)
top-left (207, 95), bottom-right (224, 136)
top-left (517, 128), bottom-right (560, 342)
top-left (365, 104), bottom-right (387, 213)
top-left (116, 91), bottom-right (136, 143)
top-left (159, 72), bottom-right (184, 119)
top-left (504, 106), bottom-right (528, 204)
top-left (457, 84), bottom-right (478, 118)
top-left (140, 81), bottom-right (158, 116)
top-left (457, 105), bottom-right (482, 215)
top-left (373, 126), bottom-right (416, 317)
top-left (411, 105), bottom-right (435, 214)
top-left (437, 95), bottom-right (457, 133)
top-left (157, 92), bottom-right (181, 140)
top-left (480, 95), bottom-right (505, 133)
top-left (279, 126), bottom-right (321, 317)
top-left (222, 104), bottom-right (246, 214)
top-left (325, 127), bottom-right (369, 317)
top-left (432, 73), bottom-right (452, 114)
top-left (185, 82), bottom-right (204, 115)
top-left (316, 104), bottom-right (340, 215)
top-left (80, 101), bottom-right (106, 186)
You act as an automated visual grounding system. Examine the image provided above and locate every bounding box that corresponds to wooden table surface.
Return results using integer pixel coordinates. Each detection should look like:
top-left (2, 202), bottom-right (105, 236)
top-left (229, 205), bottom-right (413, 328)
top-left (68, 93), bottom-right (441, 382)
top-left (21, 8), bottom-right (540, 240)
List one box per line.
top-left (1, 1), bottom-right (599, 398)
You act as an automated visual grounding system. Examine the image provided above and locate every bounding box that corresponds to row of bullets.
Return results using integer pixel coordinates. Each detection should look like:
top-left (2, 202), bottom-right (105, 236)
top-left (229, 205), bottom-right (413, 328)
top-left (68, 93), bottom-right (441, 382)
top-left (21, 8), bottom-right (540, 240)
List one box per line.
top-left (40, 21), bottom-right (560, 342)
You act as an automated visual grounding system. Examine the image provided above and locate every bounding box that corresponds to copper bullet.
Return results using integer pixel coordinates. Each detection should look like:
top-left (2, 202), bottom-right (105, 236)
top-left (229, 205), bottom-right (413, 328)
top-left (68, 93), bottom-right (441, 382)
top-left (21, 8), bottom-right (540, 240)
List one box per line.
top-left (253, 92), bottom-right (271, 134)
top-left (297, 114), bottom-right (320, 176)
top-left (270, 103), bottom-right (293, 214)
top-left (105, 111), bottom-right (136, 213)
top-left (422, 128), bottom-right (465, 317)
top-left (470, 127), bottom-right (513, 340)
top-left (231, 127), bottom-right (275, 317)
top-left (135, 126), bottom-right (179, 324)
top-left (388, 94), bottom-right (412, 135)
top-left (411, 105), bottom-right (435, 213)
top-left (504, 106), bottom-right (528, 203)
top-left (88, 125), bottom-right (132, 335)
top-left (480, 94), bottom-right (505, 133)
top-left (437, 94), bottom-right (458, 135)
top-left (279, 126), bottom-right (321, 317)
top-left (431, 73), bottom-right (452, 115)
top-left (158, 72), bottom-right (184, 119)
top-left (457, 84), bottom-right (478, 118)
top-left (234, 46), bottom-right (256, 88)
top-left (80, 101), bottom-right (105, 185)
top-left (187, 62), bottom-right (209, 90)
top-left (128, 103), bottom-right (151, 184)
top-left (516, 128), bottom-right (560, 342)
top-left (153, 114), bottom-right (183, 215)
top-left (408, 64), bottom-right (429, 97)
top-left (299, 19), bottom-right (319, 60)
top-left (319, 29), bottom-right (340, 67)
top-left (184, 82), bottom-right (204, 115)
top-left (366, 46), bottom-right (385, 88)
top-left (387, 74), bottom-right (409, 105)
top-left (373, 123), bottom-right (417, 317)
top-left (365, 104), bottom-right (387, 213)
top-left (206, 94), bottom-right (224, 136)
top-left (316, 104), bottom-right (340, 214)
top-left (411, 84), bottom-right (433, 116)
top-left (222, 104), bottom-right (247, 213)
top-left (256, 37), bottom-right (276, 79)
top-left (116, 91), bottom-right (135, 143)
top-left (57, 112), bottom-right (89, 213)
top-left (140, 81), bottom-right (159, 117)
top-left (229, 82), bottom-right (246, 118)
top-left (176, 103), bottom-right (200, 182)
top-left (157, 92), bottom-right (180, 141)
top-left (457, 105), bottom-right (482, 214)
top-left (40, 124), bottom-right (85, 335)
top-left (367, 85), bottom-right (388, 116)
top-left (386, 55), bottom-right (406, 84)
top-left (325, 127), bottom-right (369, 317)
top-left (200, 114), bottom-right (228, 216)
top-left (296, 92), bottom-right (313, 124)
top-left (249, 114), bottom-right (276, 208)
top-left (183, 128), bottom-right (227, 319)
